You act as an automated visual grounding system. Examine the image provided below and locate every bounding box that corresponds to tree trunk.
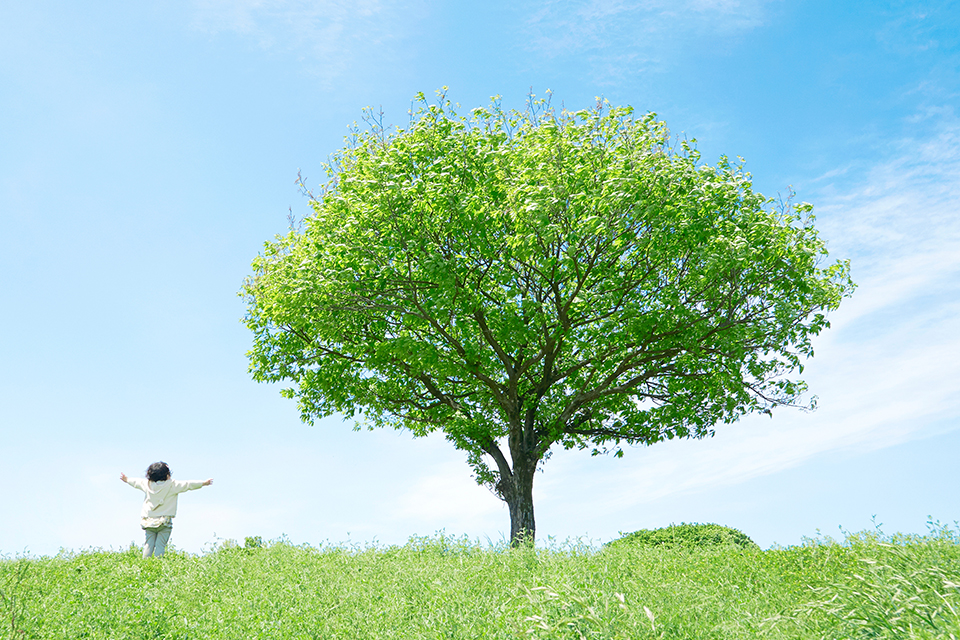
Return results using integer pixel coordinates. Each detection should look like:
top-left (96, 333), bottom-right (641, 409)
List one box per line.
top-left (505, 457), bottom-right (536, 546)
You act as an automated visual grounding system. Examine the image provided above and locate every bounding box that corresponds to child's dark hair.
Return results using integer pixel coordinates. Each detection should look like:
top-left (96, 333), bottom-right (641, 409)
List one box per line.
top-left (146, 462), bottom-right (171, 482)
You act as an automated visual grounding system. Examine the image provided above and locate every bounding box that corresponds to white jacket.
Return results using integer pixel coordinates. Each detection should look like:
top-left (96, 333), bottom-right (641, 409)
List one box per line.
top-left (125, 477), bottom-right (205, 520)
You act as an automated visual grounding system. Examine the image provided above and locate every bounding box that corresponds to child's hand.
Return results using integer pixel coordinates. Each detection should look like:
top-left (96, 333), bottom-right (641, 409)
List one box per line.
top-left (203, 478), bottom-right (213, 486)
top-left (120, 472), bottom-right (128, 483)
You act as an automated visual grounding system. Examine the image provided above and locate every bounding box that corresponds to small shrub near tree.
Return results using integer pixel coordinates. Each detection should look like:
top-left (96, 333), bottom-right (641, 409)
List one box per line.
top-left (607, 523), bottom-right (759, 550)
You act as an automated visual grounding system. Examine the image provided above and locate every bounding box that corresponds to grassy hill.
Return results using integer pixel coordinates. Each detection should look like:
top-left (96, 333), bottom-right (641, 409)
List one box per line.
top-left (2, 526), bottom-right (959, 639)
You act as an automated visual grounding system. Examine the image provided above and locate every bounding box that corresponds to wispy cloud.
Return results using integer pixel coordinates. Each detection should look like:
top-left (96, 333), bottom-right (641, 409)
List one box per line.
top-left (814, 106), bottom-right (960, 271)
top-left (876, 1), bottom-right (960, 57)
top-left (189, 0), bottom-right (423, 81)
top-left (521, 0), bottom-right (772, 81)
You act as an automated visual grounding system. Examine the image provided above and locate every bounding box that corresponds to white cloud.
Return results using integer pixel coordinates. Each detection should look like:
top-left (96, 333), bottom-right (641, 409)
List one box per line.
top-left (814, 109), bottom-right (960, 266)
top-left (522, 0), bottom-right (771, 79)
top-left (188, 0), bottom-right (423, 81)
top-left (876, 1), bottom-right (960, 58)
top-left (191, 0), bottom-right (382, 38)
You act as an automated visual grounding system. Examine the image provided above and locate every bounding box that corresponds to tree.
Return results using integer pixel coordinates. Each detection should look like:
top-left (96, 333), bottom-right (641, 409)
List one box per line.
top-left (242, 92), bottom-right (854, 545)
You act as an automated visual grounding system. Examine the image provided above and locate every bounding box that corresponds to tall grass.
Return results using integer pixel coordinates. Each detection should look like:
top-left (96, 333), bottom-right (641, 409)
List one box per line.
top-left (2, 526), bottom-right (959, 639)
top-left (795, 526), bottom-right (960, 639)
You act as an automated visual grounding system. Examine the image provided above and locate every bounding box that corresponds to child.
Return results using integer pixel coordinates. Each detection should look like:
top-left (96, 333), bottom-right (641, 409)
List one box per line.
top-left (120, 462), bottom-right (213, 558)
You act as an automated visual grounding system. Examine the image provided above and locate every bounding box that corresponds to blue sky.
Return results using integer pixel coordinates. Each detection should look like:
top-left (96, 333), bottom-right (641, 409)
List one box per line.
top-left (2, 0), bottom-right (958, 555)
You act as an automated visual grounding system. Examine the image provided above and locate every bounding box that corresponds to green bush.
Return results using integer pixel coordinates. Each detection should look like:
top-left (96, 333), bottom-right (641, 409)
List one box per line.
top-left (606, 523), bottom-right (759, 550)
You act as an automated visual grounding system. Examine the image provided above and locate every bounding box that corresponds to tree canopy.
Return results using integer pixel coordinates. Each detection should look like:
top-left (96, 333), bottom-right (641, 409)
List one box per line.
top-left (243, 92), bottom-right (854, 544)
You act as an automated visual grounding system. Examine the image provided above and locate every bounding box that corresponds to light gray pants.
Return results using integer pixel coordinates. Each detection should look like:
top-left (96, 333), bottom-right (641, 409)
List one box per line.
top-left (143, 524), bottom-right (173, 558)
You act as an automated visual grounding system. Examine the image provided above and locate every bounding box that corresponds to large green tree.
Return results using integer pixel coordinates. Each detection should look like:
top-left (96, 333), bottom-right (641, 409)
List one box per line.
top-left (243, 93), bottom-right (853, 544)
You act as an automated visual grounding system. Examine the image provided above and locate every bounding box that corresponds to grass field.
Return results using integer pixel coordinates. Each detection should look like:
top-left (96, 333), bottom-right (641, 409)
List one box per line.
top-left (3, 525), bottom-right (960, 639)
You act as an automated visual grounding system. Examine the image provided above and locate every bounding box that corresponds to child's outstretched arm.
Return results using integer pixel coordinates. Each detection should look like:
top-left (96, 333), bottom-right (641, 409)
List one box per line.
top-left (120, 473), bottom-right (146, 491)
top-left (169, 478), bottom-right (214, 494)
